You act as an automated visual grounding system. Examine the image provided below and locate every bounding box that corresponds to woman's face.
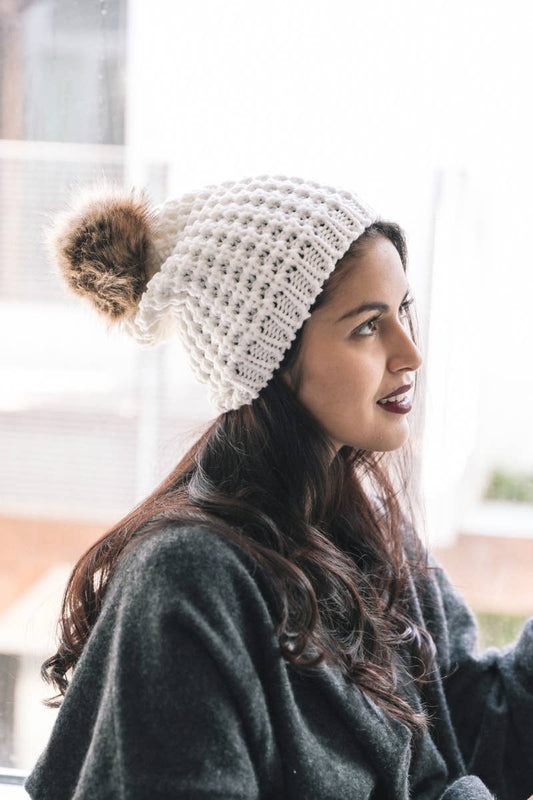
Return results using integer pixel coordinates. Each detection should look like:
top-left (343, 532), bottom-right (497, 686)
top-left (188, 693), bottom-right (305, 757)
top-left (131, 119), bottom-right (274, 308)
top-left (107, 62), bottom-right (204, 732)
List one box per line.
top-left (283, 235), bottom-right (423, 453)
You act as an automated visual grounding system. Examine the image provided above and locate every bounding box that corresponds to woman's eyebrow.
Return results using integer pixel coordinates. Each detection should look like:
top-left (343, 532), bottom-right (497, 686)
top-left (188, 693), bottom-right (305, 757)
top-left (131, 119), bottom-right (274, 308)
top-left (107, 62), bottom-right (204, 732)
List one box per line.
top-left (335, 289), bottom-right (410, 324)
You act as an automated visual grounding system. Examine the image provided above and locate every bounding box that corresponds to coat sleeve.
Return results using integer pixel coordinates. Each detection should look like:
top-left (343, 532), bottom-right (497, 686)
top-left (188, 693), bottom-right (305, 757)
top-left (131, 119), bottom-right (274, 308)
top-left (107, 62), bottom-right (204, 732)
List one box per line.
top-left (25, 527), bottom-right (282, 800)
top-left (426, 551), bottom-right (533, 800)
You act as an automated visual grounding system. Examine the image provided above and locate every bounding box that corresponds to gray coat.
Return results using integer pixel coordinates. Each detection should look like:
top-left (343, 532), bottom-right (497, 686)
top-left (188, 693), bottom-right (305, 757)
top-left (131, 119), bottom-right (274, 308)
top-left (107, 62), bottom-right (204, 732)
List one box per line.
top-left (25, 525), bottom-right (533, 799)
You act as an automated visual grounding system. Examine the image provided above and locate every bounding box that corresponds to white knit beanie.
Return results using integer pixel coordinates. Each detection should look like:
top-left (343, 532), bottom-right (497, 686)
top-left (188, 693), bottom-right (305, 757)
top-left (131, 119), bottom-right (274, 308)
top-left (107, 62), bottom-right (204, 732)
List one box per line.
top-left (49, 175), bottom-right (378, 412)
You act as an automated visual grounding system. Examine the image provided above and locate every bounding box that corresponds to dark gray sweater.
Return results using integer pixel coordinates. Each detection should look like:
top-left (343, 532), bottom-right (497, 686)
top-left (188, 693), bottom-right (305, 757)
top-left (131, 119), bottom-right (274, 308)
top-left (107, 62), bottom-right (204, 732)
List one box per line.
top-left (25, 525), bottom-right (533, 799)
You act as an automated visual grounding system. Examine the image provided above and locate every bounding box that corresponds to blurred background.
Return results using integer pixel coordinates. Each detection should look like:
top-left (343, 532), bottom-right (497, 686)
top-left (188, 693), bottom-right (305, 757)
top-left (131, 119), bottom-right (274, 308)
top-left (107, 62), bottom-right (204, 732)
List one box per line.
top-left (1, 0), bottom-right (533, 778)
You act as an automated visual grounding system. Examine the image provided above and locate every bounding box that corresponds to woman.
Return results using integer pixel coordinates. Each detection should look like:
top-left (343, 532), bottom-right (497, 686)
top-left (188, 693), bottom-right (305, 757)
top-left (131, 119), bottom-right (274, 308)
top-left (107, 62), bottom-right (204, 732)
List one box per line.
top-left (26, 176), bottom-right (533, 799)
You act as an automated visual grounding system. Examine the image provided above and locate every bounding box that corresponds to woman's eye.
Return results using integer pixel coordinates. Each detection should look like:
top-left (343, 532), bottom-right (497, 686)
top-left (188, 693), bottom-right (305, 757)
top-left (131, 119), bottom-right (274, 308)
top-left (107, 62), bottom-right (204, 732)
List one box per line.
top-left (399, 298), bottom-right (414, 325)
top-left (353, 317), bottom-right (380, 336)
top-left (352, 299), bottom-right (413, 338)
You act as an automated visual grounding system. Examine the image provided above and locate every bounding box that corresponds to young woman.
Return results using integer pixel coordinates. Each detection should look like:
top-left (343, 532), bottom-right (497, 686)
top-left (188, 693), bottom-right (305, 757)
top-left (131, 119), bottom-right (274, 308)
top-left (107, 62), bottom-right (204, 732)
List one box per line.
top-left (26, 176), bottom-right (533, 799)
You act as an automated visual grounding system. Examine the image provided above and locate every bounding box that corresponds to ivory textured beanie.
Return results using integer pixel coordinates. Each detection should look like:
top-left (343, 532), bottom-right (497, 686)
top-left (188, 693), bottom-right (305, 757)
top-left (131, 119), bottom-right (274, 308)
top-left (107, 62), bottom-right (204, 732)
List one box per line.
top-left (49, 175), bottom-right (378, 411)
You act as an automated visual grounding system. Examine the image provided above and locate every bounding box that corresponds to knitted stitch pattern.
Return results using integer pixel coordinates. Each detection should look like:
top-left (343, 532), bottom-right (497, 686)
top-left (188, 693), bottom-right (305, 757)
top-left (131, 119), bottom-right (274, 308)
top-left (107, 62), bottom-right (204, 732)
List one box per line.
top-left (125, 175), bottom-right (378, 412)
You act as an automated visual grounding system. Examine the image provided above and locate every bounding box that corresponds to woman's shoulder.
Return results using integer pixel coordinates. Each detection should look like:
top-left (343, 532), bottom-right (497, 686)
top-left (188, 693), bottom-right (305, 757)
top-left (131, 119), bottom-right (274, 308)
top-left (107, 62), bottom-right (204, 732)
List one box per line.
top-left (104, 522), bottom-right (276, 627)
top-left (118, 522), bottom-right (253, 576)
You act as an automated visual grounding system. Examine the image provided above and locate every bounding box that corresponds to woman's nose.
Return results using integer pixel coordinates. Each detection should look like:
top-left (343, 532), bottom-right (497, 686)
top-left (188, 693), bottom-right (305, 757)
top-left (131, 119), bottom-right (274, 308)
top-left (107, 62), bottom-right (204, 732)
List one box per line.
top-left (387, 323), bottom-right (423, 373)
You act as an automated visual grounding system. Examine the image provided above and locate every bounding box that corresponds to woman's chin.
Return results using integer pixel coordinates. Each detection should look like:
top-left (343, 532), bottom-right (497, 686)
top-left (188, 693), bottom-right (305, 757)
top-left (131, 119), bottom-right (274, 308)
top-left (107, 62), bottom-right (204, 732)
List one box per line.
top-left (379, 424), bottom-right (411, 452)
top-left (353, 424), bottom-right (411, 453)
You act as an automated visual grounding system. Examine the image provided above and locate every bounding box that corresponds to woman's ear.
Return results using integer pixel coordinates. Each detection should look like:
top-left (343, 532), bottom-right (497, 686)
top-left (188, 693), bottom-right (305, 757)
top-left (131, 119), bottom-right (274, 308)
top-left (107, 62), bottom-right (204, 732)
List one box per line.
top-left (279, 367), bottom-right (299, 395)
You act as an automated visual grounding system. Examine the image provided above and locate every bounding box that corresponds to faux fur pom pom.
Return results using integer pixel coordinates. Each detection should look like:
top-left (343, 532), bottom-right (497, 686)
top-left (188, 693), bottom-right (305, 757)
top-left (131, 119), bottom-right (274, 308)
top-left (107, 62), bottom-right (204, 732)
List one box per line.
top-left (47, 182), bottom-right (158, 321)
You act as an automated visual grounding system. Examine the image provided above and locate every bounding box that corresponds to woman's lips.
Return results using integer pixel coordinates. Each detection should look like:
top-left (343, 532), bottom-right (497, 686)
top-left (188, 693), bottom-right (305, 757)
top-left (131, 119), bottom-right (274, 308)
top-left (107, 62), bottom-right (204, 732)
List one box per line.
top-left (377, 392), bottom-right (412, 415)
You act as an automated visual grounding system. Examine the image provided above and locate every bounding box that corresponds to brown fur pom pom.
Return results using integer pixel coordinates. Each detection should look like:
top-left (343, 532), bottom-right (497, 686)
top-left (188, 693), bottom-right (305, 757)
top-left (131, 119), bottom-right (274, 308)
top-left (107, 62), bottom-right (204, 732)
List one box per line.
top-left (47, 181), bottom-right (158, 321)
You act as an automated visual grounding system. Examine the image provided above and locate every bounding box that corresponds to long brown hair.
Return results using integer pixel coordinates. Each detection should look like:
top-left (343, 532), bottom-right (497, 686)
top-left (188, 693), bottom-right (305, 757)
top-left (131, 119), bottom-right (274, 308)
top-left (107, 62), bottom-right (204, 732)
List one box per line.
top-left (42, 221), bottom-right (437, 737)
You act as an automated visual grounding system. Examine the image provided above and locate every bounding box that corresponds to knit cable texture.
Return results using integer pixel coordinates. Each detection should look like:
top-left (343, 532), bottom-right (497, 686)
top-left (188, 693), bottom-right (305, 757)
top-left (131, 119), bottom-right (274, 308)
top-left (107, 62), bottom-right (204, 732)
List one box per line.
top-left (125, 175), bottom-right (378, 412)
